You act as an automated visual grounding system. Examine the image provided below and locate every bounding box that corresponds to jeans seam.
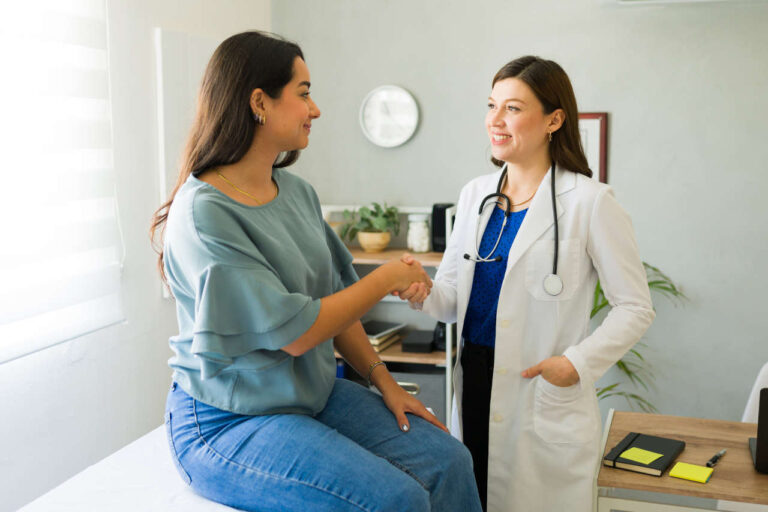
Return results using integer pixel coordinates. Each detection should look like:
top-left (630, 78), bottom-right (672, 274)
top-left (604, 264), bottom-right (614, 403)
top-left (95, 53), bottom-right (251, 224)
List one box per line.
top-left (166, 411), bottom-right (193, 485)
top-left (377, 453), bottom-right (429, 491)
top-left (190, 399), bottom-right (370, 512)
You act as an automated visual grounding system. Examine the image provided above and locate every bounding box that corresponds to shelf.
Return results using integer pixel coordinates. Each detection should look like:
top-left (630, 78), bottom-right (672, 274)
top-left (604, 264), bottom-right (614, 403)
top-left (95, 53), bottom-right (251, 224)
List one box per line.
top-left (323, 205), bottom-right (432, 215)
top-left (336, 205), bottom-right (457, 430)
top-left (336, 341), bottom-right (447, 366)
top-left (348, 247), bottom-right (444, 267)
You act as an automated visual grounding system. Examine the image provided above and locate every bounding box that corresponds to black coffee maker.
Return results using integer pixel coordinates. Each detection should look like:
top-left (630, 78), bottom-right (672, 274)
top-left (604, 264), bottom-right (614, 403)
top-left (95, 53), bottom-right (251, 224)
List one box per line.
top-left (431, 203), bottom-right (454, 252)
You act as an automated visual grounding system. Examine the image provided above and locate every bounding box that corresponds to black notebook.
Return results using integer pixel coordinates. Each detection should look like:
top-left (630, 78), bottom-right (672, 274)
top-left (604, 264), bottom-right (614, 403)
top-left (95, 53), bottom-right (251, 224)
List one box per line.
top-left (603, 432), bottom-right (685, 476)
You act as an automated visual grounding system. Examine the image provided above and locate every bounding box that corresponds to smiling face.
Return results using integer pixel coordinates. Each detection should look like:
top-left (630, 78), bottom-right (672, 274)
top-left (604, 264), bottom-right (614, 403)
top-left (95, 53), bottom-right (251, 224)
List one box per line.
top-left (486, 77), bottom-right (561, 166)
top-left (259, 57), bottom-right (321, 152)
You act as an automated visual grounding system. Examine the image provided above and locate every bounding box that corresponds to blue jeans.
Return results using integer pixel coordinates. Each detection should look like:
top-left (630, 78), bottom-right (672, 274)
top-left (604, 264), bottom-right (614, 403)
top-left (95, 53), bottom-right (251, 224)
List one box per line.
top-left (165, 379), bottom-right (482, 512)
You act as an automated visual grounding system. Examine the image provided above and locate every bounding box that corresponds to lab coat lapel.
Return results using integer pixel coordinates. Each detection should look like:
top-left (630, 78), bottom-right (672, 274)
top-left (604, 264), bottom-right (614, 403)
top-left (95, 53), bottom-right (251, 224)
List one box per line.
top-left (473, 197), bottom-right (496, 255)
top-left (458, 175), bottom-right (500, 313)
top-left (504, 168), bottom-right (573, 273)
top-left (464, 173), bottom-right (502, 262)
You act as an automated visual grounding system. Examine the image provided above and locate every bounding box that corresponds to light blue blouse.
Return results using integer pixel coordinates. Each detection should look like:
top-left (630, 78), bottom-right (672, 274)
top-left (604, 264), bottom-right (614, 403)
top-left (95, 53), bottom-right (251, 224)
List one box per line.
top-left (163, 170), bottom-right (357, 416)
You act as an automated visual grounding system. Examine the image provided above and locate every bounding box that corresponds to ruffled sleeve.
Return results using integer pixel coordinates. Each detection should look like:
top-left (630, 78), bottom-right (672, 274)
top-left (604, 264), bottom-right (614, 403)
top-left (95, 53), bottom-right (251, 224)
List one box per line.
top-left (324, 221), bottom-right (359, 292)
top-left (191, 263), bottom-right (321, 379)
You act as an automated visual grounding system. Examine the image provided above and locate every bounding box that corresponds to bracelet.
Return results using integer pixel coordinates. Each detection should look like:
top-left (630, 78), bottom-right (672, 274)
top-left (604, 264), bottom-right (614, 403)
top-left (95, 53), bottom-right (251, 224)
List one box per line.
top-left (365, 361), bottom-right (386, 387)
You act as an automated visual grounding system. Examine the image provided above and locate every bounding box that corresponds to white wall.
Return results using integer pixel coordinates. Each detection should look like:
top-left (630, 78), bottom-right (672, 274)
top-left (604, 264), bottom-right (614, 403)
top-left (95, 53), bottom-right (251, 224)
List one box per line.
top-left (272, 1), bottom-right (768, 422)
top-left (0, 1), bottom-right (270, 510)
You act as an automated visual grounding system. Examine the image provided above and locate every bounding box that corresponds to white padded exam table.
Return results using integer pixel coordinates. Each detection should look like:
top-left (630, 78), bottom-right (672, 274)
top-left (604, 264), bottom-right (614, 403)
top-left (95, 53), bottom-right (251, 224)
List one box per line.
top-left (20, 426), bottom-right (235, 511)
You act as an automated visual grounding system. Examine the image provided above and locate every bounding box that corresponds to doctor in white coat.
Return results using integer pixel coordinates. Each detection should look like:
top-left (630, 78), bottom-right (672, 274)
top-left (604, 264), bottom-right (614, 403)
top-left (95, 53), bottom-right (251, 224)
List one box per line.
top-left (398, 56), bottom-right (655, 511)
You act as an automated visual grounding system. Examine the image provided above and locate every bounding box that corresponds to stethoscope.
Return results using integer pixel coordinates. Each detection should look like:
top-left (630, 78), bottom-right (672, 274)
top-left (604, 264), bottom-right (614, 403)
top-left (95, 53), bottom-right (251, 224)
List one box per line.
top-left (463, 162), bottom-right (563, 296)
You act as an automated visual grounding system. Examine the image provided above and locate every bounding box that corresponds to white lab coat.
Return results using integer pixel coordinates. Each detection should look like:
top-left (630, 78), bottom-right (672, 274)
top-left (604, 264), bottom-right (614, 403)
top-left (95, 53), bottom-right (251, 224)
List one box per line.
top-left (418, 167), bottom-right (655, 512)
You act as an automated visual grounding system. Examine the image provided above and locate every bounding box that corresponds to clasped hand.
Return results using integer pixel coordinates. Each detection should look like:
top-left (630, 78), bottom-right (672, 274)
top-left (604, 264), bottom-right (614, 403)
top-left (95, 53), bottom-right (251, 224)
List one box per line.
top-left (392, 253), bottom-right (431, 303)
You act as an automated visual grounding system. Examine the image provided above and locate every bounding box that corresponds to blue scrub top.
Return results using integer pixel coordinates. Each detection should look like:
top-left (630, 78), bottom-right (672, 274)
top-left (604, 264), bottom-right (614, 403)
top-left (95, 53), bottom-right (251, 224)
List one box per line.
top-left (462, 206), bottom-right (527, 348)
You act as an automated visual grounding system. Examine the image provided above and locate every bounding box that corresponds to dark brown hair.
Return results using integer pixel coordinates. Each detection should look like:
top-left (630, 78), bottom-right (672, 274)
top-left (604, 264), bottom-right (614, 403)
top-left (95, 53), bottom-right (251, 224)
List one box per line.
top-left (150, 31), bottom-right (304, 281)
top-left (491, 56), bottom-right (592, 178)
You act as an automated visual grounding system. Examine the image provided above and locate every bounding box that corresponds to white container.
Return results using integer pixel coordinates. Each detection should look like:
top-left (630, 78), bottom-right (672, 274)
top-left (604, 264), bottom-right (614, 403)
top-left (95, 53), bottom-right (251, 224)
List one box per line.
top-left (406, 214), bottom-right (431, 253)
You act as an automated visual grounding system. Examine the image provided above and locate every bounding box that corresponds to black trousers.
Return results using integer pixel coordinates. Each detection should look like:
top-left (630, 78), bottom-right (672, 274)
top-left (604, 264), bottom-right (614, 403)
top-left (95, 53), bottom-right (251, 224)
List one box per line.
top-left (461, 341), bottom-right (495, 512)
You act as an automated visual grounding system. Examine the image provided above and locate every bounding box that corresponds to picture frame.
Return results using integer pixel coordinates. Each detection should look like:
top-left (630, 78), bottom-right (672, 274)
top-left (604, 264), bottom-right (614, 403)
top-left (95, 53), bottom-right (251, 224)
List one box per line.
top-left (578, 112), bottom-right (608, 183)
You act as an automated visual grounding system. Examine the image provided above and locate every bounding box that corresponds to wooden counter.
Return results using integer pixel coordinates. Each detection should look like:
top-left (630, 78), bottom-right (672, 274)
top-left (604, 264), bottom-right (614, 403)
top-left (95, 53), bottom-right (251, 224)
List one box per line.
top-left (335, 340), bottom-right (447, 367)
top-left (347, 248), bottom-right (444, 268)
top-left (598, 411), bottom-right (768, 505)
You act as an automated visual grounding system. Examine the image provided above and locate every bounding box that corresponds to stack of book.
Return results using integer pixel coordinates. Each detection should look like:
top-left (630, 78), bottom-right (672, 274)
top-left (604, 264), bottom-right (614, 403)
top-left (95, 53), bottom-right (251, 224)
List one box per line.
top-left (362, 320), bottom-right (405, 353)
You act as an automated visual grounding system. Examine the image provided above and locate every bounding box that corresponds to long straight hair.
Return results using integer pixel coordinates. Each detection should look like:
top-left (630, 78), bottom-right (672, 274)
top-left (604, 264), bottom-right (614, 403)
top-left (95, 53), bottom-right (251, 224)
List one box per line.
top-left (490, 56), bottom-right (592, 178)
top-left (150, 31), bottom-right (304, 281)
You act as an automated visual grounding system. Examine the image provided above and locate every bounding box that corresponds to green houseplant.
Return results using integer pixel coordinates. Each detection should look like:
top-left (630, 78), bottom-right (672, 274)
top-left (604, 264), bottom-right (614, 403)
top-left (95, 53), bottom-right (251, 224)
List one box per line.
top-left (341, 203), bottom-right (401, 253)
top-left (595, 262), bottom-right (687, 412)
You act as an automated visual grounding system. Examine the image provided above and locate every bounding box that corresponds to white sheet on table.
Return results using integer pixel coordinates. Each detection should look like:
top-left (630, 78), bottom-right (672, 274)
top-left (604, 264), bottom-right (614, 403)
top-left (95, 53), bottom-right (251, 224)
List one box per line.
top-left (20, 426), bottom-right (236, 511)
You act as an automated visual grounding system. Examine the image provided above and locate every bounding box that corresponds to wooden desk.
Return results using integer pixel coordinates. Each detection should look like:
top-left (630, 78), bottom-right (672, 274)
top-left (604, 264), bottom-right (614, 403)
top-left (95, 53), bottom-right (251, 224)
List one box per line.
top-left (596, 410), bottom-right (768, 511)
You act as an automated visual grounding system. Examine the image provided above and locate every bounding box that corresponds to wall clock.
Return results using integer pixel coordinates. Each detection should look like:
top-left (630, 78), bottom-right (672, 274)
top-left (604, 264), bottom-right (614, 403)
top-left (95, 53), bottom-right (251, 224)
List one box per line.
top-left (359, 85), bottom-right (419, 148)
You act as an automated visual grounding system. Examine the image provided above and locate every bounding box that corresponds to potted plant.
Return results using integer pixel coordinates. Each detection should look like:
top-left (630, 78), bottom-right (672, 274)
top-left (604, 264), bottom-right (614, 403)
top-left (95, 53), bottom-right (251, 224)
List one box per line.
top-left (341, 203), bottom-right (401, 253)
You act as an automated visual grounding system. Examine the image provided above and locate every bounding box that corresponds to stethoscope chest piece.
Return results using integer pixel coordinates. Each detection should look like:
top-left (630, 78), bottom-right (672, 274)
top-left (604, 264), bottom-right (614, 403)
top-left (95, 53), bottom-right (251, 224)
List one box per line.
top-left (543, 274), bottom-right (563, 296)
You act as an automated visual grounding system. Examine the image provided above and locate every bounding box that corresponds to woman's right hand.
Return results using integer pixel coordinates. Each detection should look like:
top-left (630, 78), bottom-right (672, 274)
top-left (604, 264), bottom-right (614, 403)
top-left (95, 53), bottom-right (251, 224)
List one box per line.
top-left (383, 254), bottom-right (432, 295)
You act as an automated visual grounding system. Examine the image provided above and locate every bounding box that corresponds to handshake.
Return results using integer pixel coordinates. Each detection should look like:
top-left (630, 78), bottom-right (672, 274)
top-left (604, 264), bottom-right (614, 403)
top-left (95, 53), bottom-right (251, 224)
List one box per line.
top-left (387, 253), bottom-right (432, 305)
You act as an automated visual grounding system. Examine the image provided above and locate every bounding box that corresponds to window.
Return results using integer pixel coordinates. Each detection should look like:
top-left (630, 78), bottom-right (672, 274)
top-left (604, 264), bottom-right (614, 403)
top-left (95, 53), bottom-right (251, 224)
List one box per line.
top-left (0, 0), bottom-right (123, 363)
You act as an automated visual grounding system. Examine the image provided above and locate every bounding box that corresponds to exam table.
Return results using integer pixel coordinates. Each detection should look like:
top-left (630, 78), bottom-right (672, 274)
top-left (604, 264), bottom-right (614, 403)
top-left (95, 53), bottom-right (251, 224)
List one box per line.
top-left (20, 426), bottom-right (234, 511)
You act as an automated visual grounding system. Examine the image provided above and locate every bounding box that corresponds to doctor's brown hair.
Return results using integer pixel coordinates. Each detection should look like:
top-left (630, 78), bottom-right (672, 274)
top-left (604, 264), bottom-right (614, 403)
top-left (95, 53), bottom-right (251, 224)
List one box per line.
top-left (150, 31), bottom-right (304, 282)
top-left (490, 56), bottom-right (592, 178)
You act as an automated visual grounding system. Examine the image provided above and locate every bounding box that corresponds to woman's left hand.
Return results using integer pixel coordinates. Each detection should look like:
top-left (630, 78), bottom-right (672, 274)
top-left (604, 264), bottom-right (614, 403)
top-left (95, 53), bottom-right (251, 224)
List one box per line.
top-left (380, 384), bottom-right (449, 434)
top-left (521, 355), bottom-right (580, 387)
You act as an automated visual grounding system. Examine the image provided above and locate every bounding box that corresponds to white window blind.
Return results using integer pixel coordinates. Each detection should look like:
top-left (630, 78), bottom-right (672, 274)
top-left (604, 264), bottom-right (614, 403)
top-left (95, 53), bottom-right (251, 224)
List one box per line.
top-left (0, 0), bottom-right (124, 363)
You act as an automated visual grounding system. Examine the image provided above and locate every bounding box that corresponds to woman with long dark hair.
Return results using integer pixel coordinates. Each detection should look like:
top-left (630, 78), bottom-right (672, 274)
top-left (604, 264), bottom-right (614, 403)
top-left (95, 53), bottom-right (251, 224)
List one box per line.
top-left (398, 56), bottom-right (654, 511)
top-left (151, 31), bottom-right (481, 512)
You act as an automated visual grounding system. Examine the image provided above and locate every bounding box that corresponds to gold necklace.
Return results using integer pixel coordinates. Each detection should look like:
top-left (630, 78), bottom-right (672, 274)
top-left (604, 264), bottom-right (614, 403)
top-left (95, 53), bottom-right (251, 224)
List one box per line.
top-left (216, 171), bottom-right (276, 205)
top-left (509, 190), bottom-right (536, 207)
top-left (501, 174), bottom-right (537, 207)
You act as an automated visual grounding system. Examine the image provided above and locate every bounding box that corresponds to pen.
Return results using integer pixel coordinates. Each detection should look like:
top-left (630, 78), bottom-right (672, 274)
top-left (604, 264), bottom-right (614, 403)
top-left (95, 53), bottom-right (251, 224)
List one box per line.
top-left (706, 449), bottom-right (726, 467)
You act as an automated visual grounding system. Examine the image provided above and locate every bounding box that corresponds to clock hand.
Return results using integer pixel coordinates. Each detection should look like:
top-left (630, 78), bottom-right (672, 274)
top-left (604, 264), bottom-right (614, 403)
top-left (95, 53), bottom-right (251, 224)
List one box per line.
top-left (380, 102), bottom-right (405, 132)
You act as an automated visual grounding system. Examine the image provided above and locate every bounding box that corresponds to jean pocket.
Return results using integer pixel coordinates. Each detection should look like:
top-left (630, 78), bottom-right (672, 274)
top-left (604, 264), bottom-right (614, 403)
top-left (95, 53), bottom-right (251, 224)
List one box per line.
top-left (165, 411), bottom-right (192, 485)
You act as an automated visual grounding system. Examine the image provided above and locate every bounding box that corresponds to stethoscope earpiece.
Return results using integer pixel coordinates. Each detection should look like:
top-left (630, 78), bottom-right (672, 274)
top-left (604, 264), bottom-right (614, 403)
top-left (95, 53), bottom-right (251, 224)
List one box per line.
top-left (464, 253), bottom-right (502, 262)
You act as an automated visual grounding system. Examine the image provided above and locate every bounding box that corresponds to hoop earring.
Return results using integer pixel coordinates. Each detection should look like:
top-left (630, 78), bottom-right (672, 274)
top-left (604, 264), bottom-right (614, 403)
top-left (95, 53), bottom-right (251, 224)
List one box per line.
top-left (548, 131), bottom-right (553, 142)
top-left (253, 112), bottom-right (266, 125)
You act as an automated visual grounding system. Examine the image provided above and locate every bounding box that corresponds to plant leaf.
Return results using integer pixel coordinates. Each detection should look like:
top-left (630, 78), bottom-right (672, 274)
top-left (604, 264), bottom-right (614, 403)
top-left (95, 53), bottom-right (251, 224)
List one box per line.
top-left (591, 261), bottom-right (688, 414)
top-left (370, 217), bottom-right (388, 232)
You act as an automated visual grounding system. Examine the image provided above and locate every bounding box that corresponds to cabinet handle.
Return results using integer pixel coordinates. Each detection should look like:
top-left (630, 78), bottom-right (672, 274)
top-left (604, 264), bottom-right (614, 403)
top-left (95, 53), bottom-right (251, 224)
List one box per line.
top-left (398, 382), bottom-right (421, 395)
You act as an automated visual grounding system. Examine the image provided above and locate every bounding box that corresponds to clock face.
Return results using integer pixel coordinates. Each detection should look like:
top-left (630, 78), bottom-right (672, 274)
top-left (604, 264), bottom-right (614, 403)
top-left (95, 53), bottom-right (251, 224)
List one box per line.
top-left (359, 85), bottom-right (419, 148)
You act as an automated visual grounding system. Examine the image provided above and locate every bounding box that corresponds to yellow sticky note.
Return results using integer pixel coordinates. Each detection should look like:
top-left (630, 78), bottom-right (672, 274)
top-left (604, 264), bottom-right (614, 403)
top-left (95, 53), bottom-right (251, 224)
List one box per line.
top-left (669, 462), bottom-right (713, 483)
top-left (620, 447), bottom-right (663, 465)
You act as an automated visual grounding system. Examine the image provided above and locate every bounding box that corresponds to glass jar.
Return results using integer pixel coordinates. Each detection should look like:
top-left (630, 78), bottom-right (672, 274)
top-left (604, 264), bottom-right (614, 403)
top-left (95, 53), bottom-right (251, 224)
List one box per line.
top-left (406, 214), bottom-right (431, 253)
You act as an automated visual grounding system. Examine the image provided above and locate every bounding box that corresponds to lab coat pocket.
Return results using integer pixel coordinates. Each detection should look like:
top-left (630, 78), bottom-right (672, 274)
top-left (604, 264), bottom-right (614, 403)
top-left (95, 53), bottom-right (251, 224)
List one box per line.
top-left (533, 377), bottom-right (595, 444)
top-left (525, 238), bottom-right (581, 301)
